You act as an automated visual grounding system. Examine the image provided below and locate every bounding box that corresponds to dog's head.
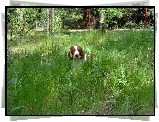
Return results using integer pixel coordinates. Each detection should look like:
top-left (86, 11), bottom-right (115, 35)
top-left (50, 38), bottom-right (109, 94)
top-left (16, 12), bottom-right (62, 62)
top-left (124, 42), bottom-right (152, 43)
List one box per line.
top-left (68, 46), bottom-right (84, 60)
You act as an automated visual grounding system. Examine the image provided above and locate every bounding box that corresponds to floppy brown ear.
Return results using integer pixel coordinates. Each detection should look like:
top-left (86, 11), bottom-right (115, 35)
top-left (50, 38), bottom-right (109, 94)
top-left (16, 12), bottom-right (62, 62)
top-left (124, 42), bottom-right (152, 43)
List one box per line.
top-left (78, 46), bottom-right (84, 59)
top-left (68, 51), bottom-right (73, 60)
top-left (80, 49), bottom-right (84, 59)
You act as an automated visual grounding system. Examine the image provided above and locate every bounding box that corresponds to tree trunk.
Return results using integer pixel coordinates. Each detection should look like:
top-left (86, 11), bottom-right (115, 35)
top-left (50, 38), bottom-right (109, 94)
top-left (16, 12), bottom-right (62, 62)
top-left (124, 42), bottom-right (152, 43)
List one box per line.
top-left (52, 8), bottom-right (54, 33)
top-left (100, 8), bottom-right (105, 33)
top-left (46, 8), bottom-right (50, 36)
top-left (49, 8), bottom-right (53, 33)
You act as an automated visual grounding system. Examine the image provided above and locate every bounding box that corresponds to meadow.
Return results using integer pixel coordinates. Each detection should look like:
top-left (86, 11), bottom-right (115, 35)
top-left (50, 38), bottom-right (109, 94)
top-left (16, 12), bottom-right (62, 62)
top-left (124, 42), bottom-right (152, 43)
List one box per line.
top-left (7, 29), bottom-right (154, 115)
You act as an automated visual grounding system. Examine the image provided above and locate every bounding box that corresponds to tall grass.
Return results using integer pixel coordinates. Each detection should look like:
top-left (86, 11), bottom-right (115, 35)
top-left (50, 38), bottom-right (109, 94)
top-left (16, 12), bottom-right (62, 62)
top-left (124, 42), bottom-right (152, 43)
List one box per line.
top-left (7, 29), bottom-right (154, 115)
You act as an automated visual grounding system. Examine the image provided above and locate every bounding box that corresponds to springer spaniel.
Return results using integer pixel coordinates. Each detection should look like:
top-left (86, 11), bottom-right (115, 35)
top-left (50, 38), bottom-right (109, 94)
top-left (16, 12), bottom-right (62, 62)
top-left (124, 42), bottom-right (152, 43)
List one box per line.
top-left (68, 46), bottom-right (95, 67)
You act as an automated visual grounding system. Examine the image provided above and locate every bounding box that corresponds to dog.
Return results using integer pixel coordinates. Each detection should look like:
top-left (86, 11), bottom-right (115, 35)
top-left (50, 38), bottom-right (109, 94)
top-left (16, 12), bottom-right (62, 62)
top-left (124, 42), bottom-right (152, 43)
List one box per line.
top-left (68, 46), bottom-right (96, 67)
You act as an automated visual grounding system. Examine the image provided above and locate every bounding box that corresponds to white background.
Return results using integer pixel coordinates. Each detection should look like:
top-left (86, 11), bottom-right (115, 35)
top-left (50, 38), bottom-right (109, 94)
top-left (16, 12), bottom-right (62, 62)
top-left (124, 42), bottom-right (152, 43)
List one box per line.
top-left (0, 0), bottom-right (158, 121)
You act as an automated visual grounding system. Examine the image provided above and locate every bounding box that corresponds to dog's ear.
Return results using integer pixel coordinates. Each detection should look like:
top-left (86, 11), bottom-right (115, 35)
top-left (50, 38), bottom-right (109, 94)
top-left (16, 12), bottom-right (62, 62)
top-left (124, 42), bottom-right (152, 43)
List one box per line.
top-left (68, 51), bottom-right (73, 60)
top-left (80, 50), bottom-right (84, 59)
top-left (78, 46), bottom-right (84, 59)
top-left (68, 46), bottom-right (74, 60)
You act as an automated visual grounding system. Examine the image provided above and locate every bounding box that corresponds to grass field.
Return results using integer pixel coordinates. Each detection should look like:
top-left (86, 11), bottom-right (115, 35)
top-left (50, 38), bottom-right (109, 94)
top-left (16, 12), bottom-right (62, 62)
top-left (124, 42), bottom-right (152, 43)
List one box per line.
top-left (7, 29), bottom-right (154, 115)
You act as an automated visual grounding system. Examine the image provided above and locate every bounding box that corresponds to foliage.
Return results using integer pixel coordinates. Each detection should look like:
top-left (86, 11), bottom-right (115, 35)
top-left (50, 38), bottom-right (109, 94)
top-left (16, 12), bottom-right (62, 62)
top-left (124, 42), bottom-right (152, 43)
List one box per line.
top-left (98, 8), bottom-right (123, 29)
top-left (98, 8), bottom-right (154, 29)
top-left (7, 8), bottom-right (46, 41)
top-left (7, 7), bottom-right (154, 42)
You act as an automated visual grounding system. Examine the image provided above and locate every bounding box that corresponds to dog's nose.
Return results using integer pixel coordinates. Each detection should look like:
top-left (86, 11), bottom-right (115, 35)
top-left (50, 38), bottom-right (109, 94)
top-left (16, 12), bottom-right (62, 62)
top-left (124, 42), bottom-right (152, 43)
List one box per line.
top-left (75, 54), bottom-right (79, 57)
